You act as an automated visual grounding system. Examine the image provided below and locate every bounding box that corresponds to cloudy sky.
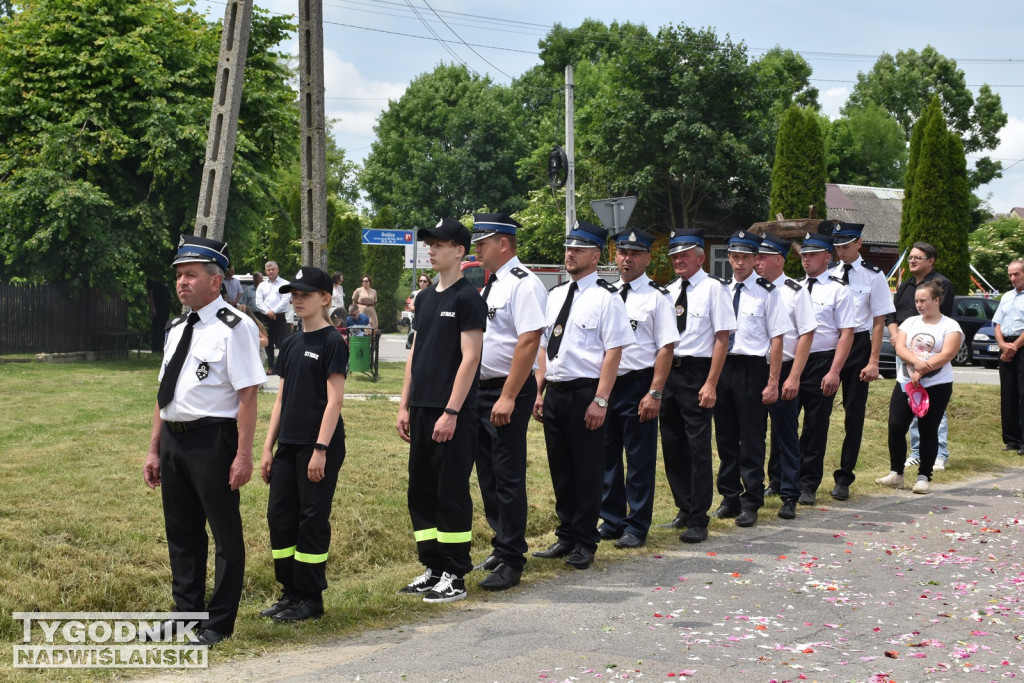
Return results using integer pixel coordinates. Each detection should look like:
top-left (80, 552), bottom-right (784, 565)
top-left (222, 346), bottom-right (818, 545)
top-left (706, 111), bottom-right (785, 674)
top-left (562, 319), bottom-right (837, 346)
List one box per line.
top-left (194, 0), bottom-right (1024, 213)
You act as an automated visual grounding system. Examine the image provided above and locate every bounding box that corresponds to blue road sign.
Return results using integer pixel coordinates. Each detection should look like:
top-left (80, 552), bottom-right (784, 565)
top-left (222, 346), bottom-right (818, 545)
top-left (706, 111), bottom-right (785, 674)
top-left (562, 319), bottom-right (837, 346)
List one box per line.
top-left (362, 229), bottom-right (414, 245)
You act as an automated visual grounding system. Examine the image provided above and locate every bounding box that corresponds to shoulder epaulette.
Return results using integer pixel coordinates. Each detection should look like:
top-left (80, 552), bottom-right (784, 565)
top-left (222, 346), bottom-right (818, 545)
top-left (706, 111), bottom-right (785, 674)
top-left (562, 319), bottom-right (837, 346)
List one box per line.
top-left (549, 280), bottom-right (568, 292)
top-left (860, 259), bottom-right (882, 273)
top-left (510, 267), bottom-right (529, 279)
top-left (756, 277), bottom-right (776, 291)
top-left (595, 278), bottom-right (618, 294)
top-left (710, 275), bottom-right (729, 285)
top-left (784, 279), bottom-right (802, 292)
top-left (166, 314), bottom-right (188, 331)
top-left (829, 275), bottom-right (848, 286)
top-left (649, 280), bottom-right (669, 295)
top-left (216, 307), bottom-right (243, 328)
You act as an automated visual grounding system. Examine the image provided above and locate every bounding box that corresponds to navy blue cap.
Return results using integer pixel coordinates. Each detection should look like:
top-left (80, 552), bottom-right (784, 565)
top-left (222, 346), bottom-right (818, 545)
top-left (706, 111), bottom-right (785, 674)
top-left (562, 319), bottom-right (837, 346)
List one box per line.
top-left (418, 218), bottom-right (471, 251)
top-left (471, 212), bottom-right (521, 243)
top-left (667, 228), bottom-right (704, 255)
top-left (726, 230), bottom-right (763, 254)
top-left (281, 266), bottom-right (332, 294)
top-left (564, 220), bottom-right (608, 248)
top-left (172, 235), bottom-right (230, 271)
top-left (758, 234), bottom-right (791, 258)
top-left (800, 232), bottom-right (835, 254)
top-left (831, 221), bottom-right (864, 246)
top-left (614, 228), bottom-right (655, 252)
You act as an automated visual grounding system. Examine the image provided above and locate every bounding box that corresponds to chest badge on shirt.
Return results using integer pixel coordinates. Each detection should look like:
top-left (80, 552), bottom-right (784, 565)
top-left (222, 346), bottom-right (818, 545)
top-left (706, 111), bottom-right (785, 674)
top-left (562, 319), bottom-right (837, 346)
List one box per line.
top-left (675, 305), bottom-right (685, 317)
top-left (630, 319), bottom-right (638, 331)
top-left (552, 324), bottom-right (564, 338)
top-left (487, 307), bottom-right (496, 320)
top-left (196, 361), bottom-right (210, 381)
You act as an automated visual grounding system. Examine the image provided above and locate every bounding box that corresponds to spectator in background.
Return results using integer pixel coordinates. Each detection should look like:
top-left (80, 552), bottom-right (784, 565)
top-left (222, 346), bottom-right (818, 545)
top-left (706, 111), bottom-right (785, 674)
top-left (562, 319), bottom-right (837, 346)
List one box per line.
top-left (146, 278), bottom-right (171, 354)
top-left (241, 271), bottom-right (261, 312)
top-left (255, 261), bottom-right (291, 375)
top-left (407, 274), bottom-right (431, 349)
top-left (351, 275), bottom-right (379, 329)
top-left (994, 259), bottom-right (1024, 454)
top-left (331, 272), bottom-right (346, 313)
top-left (345, 303), bottom-right (370, 336)
top-left (223, 266), bottom-right (243, 307)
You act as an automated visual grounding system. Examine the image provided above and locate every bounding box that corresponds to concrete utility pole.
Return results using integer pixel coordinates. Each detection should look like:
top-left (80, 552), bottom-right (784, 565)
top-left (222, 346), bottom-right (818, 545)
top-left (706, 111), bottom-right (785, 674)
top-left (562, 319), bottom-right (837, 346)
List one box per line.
top-left (192, 0), bottom-right (253, 241)
top-left (298, 0), bottom-right (329, 269)
top-left (564, 65), bottom-right (576, 236)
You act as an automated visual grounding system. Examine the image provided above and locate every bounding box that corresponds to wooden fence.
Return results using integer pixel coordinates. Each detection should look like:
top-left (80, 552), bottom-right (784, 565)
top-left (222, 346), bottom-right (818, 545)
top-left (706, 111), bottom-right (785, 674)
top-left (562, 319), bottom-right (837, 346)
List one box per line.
top-left (0, 283), bottom-right (128, 355)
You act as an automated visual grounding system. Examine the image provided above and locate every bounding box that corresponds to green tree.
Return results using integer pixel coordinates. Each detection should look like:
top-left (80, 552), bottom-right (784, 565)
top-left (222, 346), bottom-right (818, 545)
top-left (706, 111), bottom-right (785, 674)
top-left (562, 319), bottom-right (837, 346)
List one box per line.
top-left (0, 0), bottom-right (298, 295)
top-left (845, 46), bottom-right (1007, 188)
top-left (825, 102), bottom-right (907, 187)
top-left (900, 98), bottom-right (939, 247)
top-left (968, 216), bottom-right (1024, 292)
top-left (362, 207), bottom-right (405, 332)
top-left (769, 105), bottom-right (827, 221)
top-left (360, 64), bottom-right (528, 230)
top-left (327, 200), bottom-right (363, 302)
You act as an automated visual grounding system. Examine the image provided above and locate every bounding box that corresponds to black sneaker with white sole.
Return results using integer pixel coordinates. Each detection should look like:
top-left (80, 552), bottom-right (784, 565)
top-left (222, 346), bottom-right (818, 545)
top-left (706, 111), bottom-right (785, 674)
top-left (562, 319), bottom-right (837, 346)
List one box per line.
top-left (422, 572), bottom-right (466, 603)
top-left (398, 568), bottom-right (440, 595)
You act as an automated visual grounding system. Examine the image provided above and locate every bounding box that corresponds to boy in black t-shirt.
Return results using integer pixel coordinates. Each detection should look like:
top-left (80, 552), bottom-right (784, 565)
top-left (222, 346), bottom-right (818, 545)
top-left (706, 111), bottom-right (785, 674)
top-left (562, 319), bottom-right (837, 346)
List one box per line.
top-left (396, 218), bottom-right (487, 603)
top-left (259, 267), bottom-right (349, 622)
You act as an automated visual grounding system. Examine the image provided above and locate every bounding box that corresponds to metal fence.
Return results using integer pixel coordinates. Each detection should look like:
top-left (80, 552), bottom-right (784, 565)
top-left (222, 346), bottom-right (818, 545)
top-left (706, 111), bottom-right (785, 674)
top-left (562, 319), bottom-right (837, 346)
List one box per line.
top-left (0, 283), bottom-right (128, 355)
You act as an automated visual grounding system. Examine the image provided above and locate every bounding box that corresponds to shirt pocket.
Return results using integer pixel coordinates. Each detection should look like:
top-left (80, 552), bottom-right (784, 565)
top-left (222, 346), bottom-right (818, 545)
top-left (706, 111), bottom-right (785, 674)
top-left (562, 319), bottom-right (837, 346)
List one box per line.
top-left (573, 316), bottom-right (599, 342)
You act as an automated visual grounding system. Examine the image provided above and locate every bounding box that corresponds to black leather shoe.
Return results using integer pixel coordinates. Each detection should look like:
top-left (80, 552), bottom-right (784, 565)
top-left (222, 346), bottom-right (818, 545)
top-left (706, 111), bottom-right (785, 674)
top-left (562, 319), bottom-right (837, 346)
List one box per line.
top-left (1018, 448), bottom-right (1024, 456)
top-left (797, 491), bottom-right (816, 506)
top-left (659, 515), bottom-right (686, 529)
top-left (598, 525), bottom-right (622, 541)
top-left (763, 485), bottom-right (779, 497)
top-left (260, 594), bottom-right (299, 618)
top-left (679, 526), bottom-right (708, 543)
top-left (194, 628), bottom-right (231, 646)
top-left (532, 541), bottom-right (573, 559)
top-left (478, 563), bottom-right (521, 591)
top-left (712, 504), bottom-right (740, 519)
top-left (613, 532), bottom-right (645, 549)
top-left (778, 500), bottom-right (797, 520)
top-left (475, 553), bottom-right (500, 572)
top-left (831, 484), bottom-right (850, 501)
top-left (565, 547), bottom-right (594, 570)
top-left (735, 509), bottom-right (758, 527)
top-left (272, 598), bottom-right (324, 623)
top-left (1004, 444), bottom-right (1021, 451)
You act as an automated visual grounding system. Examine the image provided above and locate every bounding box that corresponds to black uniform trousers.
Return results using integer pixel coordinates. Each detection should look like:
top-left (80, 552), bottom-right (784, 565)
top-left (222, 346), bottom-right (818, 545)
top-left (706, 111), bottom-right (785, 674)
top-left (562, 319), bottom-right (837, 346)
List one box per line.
top-left (767, 360), bottom-right (801, 502)
top-left (601, 368), bottom-right (657, 539)
top-left (258, 313), bottom-right (291, 371)
top-left (408, 405), bottom-right (475, 578)
top-left (798, 351), bottom-right (838, 495)
top-left (834, 331), bottom-right (871, 486)
top-left (159, 420), bottom-right (244, 635)
top-left (474, 374), bottom-right (536, 572)
top-left (999, 336), bottom-right (1024, 448)
top-left (267, 432), bottom-right (345, 603)
top-left (714, 355), bottom-right (769, 511)
top-left (659, 357), bottom-right (714, 529)
top-left (542, 379), bottom-right (604, 554)
top-left (888, 381), bottom-right (953, 479)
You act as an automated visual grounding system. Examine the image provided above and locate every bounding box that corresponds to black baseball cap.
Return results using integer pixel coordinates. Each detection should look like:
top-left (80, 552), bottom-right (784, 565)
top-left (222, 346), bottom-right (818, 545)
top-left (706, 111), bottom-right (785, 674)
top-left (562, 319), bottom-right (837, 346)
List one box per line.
top-left (280, 267), bottom-right (332, 293)
top-left (418, 218), bottom-right (471, 251)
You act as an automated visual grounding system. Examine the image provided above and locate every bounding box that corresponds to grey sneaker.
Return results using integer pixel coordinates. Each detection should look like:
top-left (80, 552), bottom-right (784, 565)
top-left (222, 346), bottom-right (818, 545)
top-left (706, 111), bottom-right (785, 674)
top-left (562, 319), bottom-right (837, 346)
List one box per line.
top-left (912, 475), bottom-right (930, 494)
top-left (876, 471), bottom-right (905, 488)
top-left (398, 568), bottom-right (439, 595)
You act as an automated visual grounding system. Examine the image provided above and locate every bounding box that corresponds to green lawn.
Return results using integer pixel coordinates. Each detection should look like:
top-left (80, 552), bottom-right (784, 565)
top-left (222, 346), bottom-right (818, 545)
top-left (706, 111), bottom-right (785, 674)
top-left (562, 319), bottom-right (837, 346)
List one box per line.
top-left (0, 356), bottom-right (1009, 679)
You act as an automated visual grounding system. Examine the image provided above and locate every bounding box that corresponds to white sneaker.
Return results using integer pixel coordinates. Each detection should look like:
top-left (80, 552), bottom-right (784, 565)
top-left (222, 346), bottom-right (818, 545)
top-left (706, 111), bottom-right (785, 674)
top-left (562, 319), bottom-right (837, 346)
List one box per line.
top-left (912, 475), bottom-right (930, 494)
top-left (423, 572), bottom-right (466, 603)
top-left (876, 471), bottom-right (905, 488)
top-left (905, 455), bottom-right (920, 467)
top-left (933, 457), bottom-right (946, 472)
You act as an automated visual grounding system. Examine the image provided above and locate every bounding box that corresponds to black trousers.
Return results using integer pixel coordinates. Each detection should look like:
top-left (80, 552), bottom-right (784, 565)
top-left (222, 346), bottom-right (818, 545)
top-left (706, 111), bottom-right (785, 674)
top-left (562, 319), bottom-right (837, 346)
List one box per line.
top-left (601, 368), bottom-right (657, 539)
top-left (259, 313), bottom-right (291, 370)
top-left (408, 406), bottom-right (475, 578)
top-left (767, 360), bottom-right (801, 502)
top-left (474, 374), bottom-right (536, 572)
top-left (888, 382), bottom-right (953, 479)
top-left (798, 351), bottom-right (838, 495)
top-left (999, 344), bottom-right (1024, 448)
top-left (267, 433), bottom-right (345, 602)
top-left (542, 380), bottom-right (604, 554)
top-left (714, 355), bottom-right (769, 511)
top-left (659, 357), bottom-right (714, 528)
top-left (834, 331), bottom-right (871, 486)
top-left (159, 420), bottom-right (244, 635)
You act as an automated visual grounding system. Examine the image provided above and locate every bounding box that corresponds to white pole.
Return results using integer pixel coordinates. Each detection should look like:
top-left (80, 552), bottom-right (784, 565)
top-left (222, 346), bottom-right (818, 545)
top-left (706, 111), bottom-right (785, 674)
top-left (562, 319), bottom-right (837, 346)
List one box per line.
top-left (565, 65), bottom-right (575, 235)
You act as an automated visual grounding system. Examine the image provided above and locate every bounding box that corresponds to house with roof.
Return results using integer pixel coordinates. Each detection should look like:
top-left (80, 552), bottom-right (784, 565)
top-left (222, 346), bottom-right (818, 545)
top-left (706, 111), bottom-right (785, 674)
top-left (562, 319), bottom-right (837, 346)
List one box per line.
top-left (824, 183), bottom-right (903, 273)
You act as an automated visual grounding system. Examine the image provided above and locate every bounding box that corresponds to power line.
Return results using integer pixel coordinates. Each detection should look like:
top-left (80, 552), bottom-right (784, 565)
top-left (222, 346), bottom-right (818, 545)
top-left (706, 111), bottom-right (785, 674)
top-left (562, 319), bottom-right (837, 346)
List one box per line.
top-left (420, 0), bottom-right (515, 80)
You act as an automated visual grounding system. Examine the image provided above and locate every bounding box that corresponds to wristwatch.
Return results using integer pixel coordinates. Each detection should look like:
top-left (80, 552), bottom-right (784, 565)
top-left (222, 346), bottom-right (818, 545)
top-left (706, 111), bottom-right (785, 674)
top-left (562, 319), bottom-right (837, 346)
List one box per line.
top-left (592, 396), bottom-right (608, 408)
top-left (648, 389), bottom-right (663, 400)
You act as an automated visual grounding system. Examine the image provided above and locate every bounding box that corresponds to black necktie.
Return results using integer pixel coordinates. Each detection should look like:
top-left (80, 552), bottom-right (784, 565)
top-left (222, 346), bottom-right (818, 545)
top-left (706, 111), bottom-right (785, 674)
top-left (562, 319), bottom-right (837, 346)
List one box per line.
top-left (546, 282), bottom-right (578, 361)
top-left (732, 282), bottom-right (744, 315)
top-left (675, 280), bottom-right (690, 333)
top-left (807, 277), bottom-right (818, 294)
top-left (841, 263), bottom-right (852, 285)
top-left (620, 282), bottom-right (631, 302)
top-left (481, 272), bottom-right (497, 302)
top-left (157, 312), bottom-right (200, 409)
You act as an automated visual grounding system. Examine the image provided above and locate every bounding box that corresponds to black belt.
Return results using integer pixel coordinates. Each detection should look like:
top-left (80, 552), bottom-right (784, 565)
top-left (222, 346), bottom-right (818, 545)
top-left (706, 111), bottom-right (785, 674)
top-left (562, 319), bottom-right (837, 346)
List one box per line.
top-left (672, 356), bottom-right (711, 368)
top-left (617, 368), bottom-right (653, 381)
top-left (1006, 335), bottom-right (1020, 343)
top-left (546, 378), bottom-right (598, 391)
top-left (164, 417), bottom-right (235, 433)
top-left (725, 354), bottom-right (767, 364)
top-left (479, 372), bottom-right (534, 390)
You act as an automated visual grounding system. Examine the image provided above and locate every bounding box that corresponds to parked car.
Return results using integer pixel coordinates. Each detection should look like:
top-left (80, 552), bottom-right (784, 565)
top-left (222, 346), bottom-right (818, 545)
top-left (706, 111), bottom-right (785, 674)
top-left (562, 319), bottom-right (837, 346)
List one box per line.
top-left (970, 323), bottom-right (1001, 369)
top-left (878, 295), bottom-right (999, 375)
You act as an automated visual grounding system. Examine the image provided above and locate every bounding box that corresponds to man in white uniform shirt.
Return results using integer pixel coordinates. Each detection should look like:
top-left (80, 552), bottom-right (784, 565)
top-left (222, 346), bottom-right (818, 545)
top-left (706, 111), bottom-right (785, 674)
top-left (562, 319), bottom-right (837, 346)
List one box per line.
top-left (994, 259), bottom-right (1024, 454)
top-left (470, 212), bottom-right (547, 591)
top-left (599, 228), bottom-right (676, 549)
top-left (255, 260), bottom-right (291, 374)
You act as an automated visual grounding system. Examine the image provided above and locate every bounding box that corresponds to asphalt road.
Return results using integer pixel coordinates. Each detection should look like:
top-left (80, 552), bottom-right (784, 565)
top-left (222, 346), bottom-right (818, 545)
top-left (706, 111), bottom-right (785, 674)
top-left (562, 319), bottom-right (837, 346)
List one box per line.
top-left (164, 467), bottom-right (1024, 683)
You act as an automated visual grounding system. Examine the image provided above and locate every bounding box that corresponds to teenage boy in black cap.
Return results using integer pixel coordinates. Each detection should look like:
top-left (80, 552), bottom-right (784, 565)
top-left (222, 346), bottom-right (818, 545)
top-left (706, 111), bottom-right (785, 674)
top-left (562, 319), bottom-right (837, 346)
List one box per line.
top-left (260, 267), bottom-right (348, 622)
top-left (396, 218), bottom-right (487, 603)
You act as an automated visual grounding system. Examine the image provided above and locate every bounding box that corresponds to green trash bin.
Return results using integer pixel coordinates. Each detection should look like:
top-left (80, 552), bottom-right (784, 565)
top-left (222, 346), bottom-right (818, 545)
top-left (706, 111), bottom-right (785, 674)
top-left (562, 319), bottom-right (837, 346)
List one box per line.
top-left (349, 334), bottom-right (371, 373)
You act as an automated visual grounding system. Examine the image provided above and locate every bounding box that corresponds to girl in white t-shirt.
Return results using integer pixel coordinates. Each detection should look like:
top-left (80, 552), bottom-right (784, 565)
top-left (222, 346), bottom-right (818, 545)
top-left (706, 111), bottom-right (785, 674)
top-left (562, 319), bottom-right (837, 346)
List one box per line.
top-left (877, 281), bottom-right (963, 493)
